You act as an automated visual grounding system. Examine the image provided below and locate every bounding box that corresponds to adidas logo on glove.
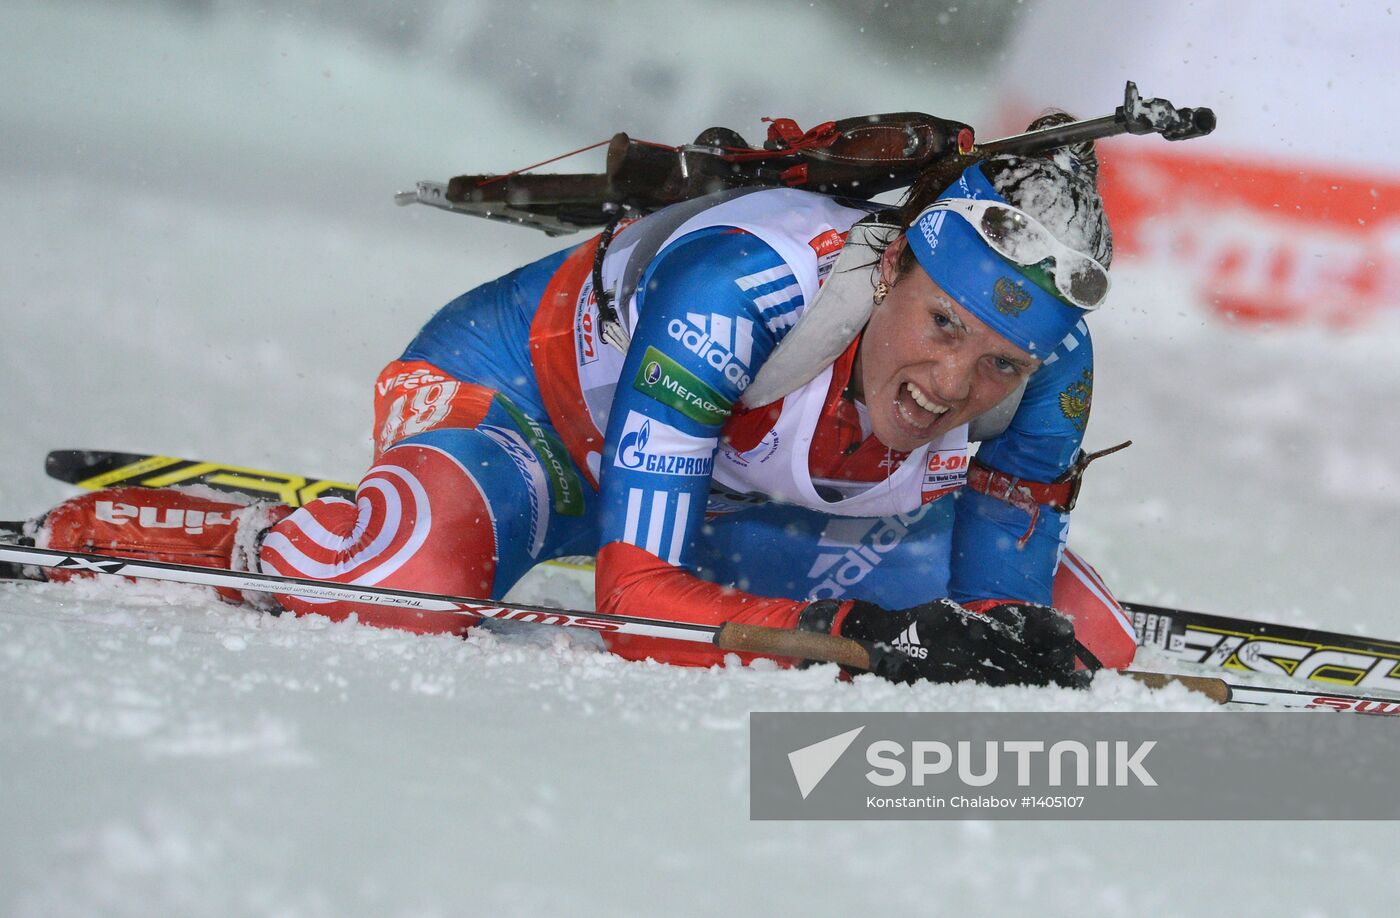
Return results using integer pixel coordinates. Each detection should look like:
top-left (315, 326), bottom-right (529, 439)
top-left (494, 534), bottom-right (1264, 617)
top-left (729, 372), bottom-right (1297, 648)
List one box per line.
top-left (891, 622), bottom-right (929, 659)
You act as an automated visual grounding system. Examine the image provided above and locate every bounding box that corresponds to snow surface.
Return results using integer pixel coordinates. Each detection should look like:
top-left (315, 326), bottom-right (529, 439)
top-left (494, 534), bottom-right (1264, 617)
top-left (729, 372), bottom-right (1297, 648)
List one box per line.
top-left (3, 2), bottom-right (1400, 915)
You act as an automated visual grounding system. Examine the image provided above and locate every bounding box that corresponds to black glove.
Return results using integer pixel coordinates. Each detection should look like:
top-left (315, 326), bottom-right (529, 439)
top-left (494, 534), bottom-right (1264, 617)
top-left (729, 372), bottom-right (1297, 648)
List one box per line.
top-left (801, 598), bottom-right (1089, 688)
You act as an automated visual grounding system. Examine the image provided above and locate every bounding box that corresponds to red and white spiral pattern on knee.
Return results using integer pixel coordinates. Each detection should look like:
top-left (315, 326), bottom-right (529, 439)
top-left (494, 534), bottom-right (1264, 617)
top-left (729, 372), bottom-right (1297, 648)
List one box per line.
top-left (259, 444), bottom-right (497, 635)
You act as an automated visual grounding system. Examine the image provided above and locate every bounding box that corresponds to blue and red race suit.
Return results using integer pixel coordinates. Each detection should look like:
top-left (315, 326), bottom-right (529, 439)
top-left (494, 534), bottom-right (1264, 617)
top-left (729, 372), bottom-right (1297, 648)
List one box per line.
top-left (259, 189), bottom-right (1136, 669)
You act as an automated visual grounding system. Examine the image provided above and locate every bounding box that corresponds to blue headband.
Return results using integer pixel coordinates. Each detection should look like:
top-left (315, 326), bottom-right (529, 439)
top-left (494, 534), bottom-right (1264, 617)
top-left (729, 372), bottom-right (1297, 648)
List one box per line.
top-left (903, 163), bottom-right (1086, 358)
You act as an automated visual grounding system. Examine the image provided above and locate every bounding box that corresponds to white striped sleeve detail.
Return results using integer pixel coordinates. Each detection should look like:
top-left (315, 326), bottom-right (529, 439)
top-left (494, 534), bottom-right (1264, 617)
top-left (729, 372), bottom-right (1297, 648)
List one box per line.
top-left (735, 265), bottom-right (794, 291)
top-left (667, 493), bottom-right (691, 564)
top-left (752, 282), bottom-right (801, 311)
top-left (765, 311), bottom-right (800, 334)
top-left (623, 487), bottom-right (643, 544)
top-left (644, 492), bottom-right (668, 555)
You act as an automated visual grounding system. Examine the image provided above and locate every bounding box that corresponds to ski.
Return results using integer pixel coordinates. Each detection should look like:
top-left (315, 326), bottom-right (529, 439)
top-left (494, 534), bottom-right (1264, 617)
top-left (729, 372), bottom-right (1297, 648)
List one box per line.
top-left (45, 449), bottom-right (356, 507)
top-left (43, 449), bottom-right (597, 572)
top-left (1127, 672), bottom-right (1400, 716)
top-left (41, 449), bottom-right (1400, 693)
top-left (0, 541), bottom-right (870, 669)
top-left (1125, 601), bottom-right (1400, 695)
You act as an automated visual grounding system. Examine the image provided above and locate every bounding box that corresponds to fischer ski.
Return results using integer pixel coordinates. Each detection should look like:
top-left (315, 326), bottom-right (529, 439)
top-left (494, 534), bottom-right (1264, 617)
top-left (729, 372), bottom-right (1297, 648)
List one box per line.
top-left (1126, 602), bottom-right (1400, 695)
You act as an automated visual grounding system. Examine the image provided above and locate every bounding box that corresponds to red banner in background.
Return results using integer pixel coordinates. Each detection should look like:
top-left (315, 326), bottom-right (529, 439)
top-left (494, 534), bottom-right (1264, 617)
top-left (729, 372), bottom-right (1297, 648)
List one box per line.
top-left (989, 0), bottom-right (1400, 332)
top-left (1097, 144), bottom-right (1399, 328)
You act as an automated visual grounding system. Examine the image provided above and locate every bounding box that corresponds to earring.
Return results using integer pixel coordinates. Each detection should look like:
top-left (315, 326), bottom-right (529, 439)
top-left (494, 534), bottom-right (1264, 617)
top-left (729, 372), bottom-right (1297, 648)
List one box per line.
top-left (873, 281), bottom-right (889, 305)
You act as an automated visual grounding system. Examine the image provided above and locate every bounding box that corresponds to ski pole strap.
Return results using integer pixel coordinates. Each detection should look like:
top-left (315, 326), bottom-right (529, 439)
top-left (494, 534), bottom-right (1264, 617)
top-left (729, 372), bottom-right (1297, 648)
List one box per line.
top-left (965, 440), bottom-right (1132, 547)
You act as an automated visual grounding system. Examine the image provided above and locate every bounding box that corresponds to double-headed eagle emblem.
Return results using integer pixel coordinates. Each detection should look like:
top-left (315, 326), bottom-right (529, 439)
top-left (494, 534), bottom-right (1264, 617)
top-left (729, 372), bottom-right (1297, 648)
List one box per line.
top-left (992, 277), bottom-right (1033, 316)
top-left (1059, 368), bottom-right (1093, 432)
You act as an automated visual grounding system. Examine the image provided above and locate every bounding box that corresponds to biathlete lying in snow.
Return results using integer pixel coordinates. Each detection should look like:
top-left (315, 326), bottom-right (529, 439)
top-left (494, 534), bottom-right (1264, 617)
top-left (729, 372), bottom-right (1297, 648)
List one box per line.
top-left (35, 116), bottom-right (1138, 687)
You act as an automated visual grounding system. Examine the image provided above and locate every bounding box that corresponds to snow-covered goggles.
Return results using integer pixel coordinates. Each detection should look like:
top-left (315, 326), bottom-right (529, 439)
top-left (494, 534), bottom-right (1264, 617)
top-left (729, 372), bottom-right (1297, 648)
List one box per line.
top-left (919, 198), bottom-right (1111, 310)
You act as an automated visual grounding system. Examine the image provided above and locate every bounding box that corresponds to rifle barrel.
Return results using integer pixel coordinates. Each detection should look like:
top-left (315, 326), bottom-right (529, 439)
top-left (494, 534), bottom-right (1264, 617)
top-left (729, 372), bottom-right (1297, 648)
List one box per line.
top-left (977, 114), bottom-right (1122, 157)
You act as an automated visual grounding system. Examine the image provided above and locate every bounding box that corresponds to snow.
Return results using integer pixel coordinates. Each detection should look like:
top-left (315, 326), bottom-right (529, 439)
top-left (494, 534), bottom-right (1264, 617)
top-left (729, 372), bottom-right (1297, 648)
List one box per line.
top-left (4, 2), bottom-right (1400, 915)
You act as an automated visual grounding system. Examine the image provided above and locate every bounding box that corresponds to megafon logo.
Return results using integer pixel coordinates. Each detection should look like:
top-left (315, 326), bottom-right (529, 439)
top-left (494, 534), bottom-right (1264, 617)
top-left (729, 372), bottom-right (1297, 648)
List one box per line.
top-left (95, 501), bottom-right (236, 535)
top-left (667, 312), bottom-right (754, 388)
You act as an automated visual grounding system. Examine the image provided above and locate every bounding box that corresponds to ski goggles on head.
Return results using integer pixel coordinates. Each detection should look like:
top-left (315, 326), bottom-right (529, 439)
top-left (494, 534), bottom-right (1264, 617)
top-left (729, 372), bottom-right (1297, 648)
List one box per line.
top-left (918, 198), bottom-right (1111, 310)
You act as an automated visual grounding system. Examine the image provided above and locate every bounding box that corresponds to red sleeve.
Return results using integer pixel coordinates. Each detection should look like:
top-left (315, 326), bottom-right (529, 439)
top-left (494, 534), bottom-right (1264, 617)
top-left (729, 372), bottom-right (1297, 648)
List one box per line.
top-left (595, 541), bottom-right (815, 667)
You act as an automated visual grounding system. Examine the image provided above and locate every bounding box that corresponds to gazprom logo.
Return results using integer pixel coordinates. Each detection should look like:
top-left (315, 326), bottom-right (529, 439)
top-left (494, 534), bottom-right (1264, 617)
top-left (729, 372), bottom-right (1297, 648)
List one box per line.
top-left (612, 410), bottom-right (716, 477)
top-left (618, 418), bottom-right (652, 469)
top-left (919, 210), bottom-right (947, 254)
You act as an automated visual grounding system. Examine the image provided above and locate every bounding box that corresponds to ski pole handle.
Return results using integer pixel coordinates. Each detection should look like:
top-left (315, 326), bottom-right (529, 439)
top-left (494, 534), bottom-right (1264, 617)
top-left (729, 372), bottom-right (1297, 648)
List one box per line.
top-left (717, 622), bottom-right (872, 670)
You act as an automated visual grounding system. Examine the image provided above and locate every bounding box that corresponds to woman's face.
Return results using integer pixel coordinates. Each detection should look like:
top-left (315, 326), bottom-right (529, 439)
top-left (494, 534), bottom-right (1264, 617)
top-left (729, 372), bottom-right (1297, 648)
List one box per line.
top-left (856, 237), bottom-right (1038, 453)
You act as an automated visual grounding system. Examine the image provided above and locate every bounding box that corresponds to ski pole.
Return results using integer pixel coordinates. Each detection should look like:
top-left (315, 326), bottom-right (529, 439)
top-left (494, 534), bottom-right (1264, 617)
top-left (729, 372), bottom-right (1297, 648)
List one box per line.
top-left (0, 541), bottom-right (873, 669)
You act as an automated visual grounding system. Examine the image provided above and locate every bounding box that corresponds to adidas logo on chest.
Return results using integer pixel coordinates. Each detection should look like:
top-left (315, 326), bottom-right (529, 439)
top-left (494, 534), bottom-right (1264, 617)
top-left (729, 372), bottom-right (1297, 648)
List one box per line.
top-left (666, 312), bottom-right (754, 389)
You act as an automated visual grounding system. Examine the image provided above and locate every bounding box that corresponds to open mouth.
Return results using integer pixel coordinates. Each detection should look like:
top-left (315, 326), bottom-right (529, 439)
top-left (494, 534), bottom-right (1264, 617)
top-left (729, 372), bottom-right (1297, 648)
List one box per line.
top-left (894, 381), bottom-right (949, 433)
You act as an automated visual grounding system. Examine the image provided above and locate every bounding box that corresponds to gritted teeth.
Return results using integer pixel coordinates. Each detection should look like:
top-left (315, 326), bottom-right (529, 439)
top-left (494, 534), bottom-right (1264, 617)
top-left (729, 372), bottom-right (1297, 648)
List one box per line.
top-left (905, 382), bottom-right (948, 415)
